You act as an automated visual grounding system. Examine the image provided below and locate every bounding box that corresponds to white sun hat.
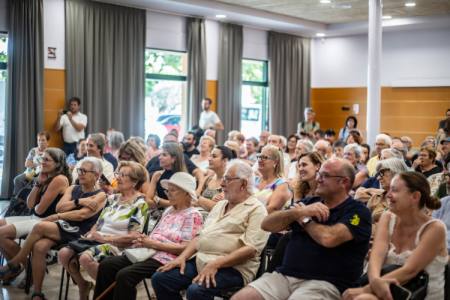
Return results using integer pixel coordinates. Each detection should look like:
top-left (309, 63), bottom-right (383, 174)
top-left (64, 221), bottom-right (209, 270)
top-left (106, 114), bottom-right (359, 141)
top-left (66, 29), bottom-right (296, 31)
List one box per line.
top-left (160, 172), bottom-right (198, 202)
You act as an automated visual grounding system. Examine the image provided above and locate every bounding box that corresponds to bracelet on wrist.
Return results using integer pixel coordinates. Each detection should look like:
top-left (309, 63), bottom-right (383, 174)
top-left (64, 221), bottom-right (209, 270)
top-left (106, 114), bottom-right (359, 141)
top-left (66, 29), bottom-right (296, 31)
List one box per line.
top-left (34, 183), bottom-right (42, 188)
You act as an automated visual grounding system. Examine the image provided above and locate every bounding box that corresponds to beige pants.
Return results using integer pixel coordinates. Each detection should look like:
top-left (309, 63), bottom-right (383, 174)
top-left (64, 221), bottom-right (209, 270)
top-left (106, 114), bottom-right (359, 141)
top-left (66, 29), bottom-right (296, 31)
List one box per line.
top-left (248, 272), bottom-right (342, 300)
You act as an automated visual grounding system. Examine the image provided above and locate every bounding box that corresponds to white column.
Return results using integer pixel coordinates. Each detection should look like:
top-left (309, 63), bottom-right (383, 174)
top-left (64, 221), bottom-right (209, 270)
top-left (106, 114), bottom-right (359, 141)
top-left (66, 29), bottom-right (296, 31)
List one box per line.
top-left (366, 0), bottom-right (382, 147)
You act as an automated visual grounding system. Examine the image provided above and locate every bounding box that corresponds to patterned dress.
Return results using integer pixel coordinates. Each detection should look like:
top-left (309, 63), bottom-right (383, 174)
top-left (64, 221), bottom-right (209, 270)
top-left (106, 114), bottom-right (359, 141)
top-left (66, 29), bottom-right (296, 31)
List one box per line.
top-left (149, 206), bottom-right (203, 265)
top-left (25, 147), bottom-right (45, 172)
top-left (253, 177), bottom-right (290, 208)
top-left (82, 194), bottom-right (148, 262)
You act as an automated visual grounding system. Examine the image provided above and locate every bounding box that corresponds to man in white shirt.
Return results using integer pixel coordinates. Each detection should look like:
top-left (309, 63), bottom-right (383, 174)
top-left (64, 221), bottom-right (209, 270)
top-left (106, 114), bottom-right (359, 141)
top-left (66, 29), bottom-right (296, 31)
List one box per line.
top-left (72, 134), bottom-right (114, 187)
top-left (54, 97), bottom-right (88, 156)
top-left (198, 98), bottom-right (223, 133)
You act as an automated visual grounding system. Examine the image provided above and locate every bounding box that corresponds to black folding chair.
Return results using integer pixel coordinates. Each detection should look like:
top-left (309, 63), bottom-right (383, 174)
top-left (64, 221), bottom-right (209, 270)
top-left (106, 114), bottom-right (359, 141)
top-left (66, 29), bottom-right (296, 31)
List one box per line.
top-left (445, 263), bottom-right (450, 300)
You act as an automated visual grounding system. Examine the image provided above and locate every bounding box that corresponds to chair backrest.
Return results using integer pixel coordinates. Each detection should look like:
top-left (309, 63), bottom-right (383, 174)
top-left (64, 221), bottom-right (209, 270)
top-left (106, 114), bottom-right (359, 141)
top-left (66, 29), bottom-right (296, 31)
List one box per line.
top-left (142, 210), bottom-right (152, 234)
top-left (445, 263), bottom-right (450, 300)
top-left (255, 246), bottom-right (269, 279)
top-left (16, 187), bottom-right (32, 202)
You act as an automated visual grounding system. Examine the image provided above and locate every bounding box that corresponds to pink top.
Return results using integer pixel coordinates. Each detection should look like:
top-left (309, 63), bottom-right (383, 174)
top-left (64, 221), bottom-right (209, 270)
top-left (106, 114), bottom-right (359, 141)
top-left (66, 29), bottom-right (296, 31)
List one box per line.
top-left (149, 206), bottom-right (203, 265)
top-left (146, 149), bottom-right (161, 161)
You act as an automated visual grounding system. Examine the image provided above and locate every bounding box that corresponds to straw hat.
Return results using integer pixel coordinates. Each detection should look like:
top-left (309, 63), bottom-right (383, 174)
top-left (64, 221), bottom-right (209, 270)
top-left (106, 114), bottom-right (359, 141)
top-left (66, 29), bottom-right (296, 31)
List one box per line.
top-left (160, 172), bottom-right (198, 202)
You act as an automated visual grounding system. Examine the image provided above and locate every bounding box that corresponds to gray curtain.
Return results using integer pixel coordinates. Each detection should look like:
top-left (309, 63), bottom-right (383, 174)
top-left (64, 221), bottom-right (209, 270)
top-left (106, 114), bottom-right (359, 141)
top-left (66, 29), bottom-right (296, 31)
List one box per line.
top-left (216, 23), bottom-right (243, 146)
top-left (65, 0), bottom-right (146, 138)
top-left (185, 17), bottom-right (206, 131)
top-left (269, 32), bottom-right (311, 137)
top-left (2, 0), bottom-right (44, 197)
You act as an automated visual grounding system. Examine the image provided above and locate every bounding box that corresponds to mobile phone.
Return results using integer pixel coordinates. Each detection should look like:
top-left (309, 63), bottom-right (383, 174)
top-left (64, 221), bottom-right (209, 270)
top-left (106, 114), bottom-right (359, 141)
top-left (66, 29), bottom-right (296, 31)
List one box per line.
top-left (100, 174), bottom-right (111, 186)
top-left (63, 110), bottom-right (68, 114)
top-left (390, 284), bottom-right (411, 300)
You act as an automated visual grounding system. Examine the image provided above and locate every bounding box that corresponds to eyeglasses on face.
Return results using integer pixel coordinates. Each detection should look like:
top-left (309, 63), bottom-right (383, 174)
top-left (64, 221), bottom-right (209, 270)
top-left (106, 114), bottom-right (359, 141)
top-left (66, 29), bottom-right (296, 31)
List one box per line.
top-left (257, 155), bottom-right (274, 161)
top-left (114, 172), bottom-right (130, 178)
top-left (315, 171), bottom-right (345, 181)
top-left (343, 152), bottom-right (354, 157)
top-left (77, 168), bottom-right (95, 175)
top-left (119, 154), bottom-right (134, 161)
top-left (164, 189), bottom-right (183, 196)
top-left (42, 157), bottom-right (54, 163)
top-left (221, 177), bottom-right (241, 184)
top-left (374, 143), bottom-right (386, 147)
top-left (418, 154), bottom-right (429, 158)
top-left (377, 168), bottom-right (391, 178)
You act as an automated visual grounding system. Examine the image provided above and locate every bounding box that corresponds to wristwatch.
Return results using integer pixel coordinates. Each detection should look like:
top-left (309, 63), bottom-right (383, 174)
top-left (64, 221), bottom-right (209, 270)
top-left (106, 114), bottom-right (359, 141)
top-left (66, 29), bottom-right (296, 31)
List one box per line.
top-left (210, 126), bottom-right (213, 130)
top-left (302, 217), bottom-right (312, 228)
top-left (154, 197), bottom-right (161, 206)
top-left (74, 199), bottom-right (79, 207)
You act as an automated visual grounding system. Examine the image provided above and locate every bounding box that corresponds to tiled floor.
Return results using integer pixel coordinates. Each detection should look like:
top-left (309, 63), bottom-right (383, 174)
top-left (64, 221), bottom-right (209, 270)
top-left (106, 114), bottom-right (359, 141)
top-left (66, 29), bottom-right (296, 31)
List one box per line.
top-left (0, 263), bottom-right (155, 300)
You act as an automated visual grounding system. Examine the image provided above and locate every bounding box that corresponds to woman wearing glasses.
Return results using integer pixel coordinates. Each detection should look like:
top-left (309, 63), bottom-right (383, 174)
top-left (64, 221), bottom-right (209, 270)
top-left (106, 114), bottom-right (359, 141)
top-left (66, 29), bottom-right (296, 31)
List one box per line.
top-left (147, 143), bottom-right (188, 209)
top-left (343, 143), bottom-right (369, 191)
top-left (413, 146), bottom-right (443, 178)
top-left (58, 161), bottom-right (148, 300)
top-left (93, 172), bottom-right (203, 300)
top-left (0, 148), bottom-right (71, 286)
top-left (0, 157), bottom-right (106, 300)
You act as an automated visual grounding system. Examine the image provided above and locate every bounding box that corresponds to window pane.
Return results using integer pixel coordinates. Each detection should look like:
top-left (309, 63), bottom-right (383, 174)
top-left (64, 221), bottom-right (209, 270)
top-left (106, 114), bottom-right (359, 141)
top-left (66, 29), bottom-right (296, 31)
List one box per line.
top-left (0, 35), bottom-right (7, 186)
top-left (242, 59), bottom-right (265, 82)
top-left (145, 50), bottom-right (187, 76)
top-left (145, 79), bottom-right (185, 142)
top-left (241, 85), bottom-right (263, 139)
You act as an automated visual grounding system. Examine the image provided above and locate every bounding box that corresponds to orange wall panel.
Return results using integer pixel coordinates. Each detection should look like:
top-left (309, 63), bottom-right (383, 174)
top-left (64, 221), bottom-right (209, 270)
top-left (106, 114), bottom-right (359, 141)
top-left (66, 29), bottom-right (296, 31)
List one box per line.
top-left (311, 86), bottom-right (450, 149)
top-left (206, 80), bottom-right (218, 113)
top-left (44, 69), bottom-right (65, 149)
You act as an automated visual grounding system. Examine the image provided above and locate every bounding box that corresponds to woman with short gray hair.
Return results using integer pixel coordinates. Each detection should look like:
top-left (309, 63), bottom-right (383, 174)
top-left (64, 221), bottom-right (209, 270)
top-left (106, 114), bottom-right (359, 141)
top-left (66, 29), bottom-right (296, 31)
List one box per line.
top-left (343, 143), bottom-right (369, 190)
top-left (367, 158), bottom-right (431, 240)
top-left (108, 132), bottom-right (125, 158)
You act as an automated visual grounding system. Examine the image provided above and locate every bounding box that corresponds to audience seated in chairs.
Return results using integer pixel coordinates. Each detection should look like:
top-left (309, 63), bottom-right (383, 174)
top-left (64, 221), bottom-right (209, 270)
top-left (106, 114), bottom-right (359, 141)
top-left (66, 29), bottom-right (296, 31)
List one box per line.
top-left (367, 134), bottom-right (392, 177)
top-left (0, 148), bottom-right (71, 287)
top-left (145, 133), bottom-right (204, 183)
top-left (66, 138), bottom-right (87, 172)
top-left (413, 146), bottom-right (443, 178)
top-left (191, 135), bottom-right (215, 176)
top-left (431, 152), bottom-right (450, 199)
top-left (346, 131), bottom-right (362, 145)
top-left (285, 140), bottom-right (314, 189)
top-left (285, 134), bottom-right (300, 162)
top-left (332, 140), bottom-right (346, 159)
top-left (343, 172), bottom-right (447, 300)
top-left (145, 134), bottom-right (161, 162)
top-left (58, 161), bottom-right (149, 300)
top-left (252, 135), bottom-right (290, 173)
top-left (241, 137), bottom-right (259, 166)
top-left (151, 160), bottom-right (270, 300)
top-left (93, 172), bottom-right (203, 300)
top-left (13, 131), bottom-right (50, 196)
top-left (0, 157), bottom-right (107, 300)
top-left (232, 158), bottom-right (371, 300)
top-left (195, 146), bottom-right (235, 214)
top-left (107, 131), bottom-right (125, 159)
top-left (343, 143), bottom-right (369, 192)
top-left (391, 141), bottom-right (412, 168)
top-left (360, 143), bottom-right (371, 165)
top-left (313, 139), bottom-right (328, 158)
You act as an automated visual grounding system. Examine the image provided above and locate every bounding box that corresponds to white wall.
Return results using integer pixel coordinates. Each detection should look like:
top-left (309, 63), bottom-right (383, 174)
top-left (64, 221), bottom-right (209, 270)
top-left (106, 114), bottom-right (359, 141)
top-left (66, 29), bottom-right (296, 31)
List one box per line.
top-left (0, 0), bottom-right (7, 32)
top-left (311, 26), bottom-right (450, 88)
top-left (43, 0), bottom-right (65, 69)
top-left (243, 27), bottom-right (268, 61)
top-left (205, 19), bottom-right (219, 81)
top-left (146, 11), bottom-right (187, 52)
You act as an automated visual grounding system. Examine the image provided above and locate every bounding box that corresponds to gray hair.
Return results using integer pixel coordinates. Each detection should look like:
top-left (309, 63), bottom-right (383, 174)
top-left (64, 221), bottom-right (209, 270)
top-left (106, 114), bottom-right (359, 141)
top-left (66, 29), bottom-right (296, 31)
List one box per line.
top-left (226, 159), bottom-right (255, 194)
top-left (381, 148), bottom-right (403, 160)
top-left (401, 136), bottom-right (412, 146)
top-left (344, 143), bottom-right (362, 158)
top-left (314, 140), bottom-right (329, 151)
top-left (375, 158), bottom-right (408, 177)
top-left (80, 157), bottom-right (103, 178)
top-left (88, 134), bottom-right (106, 155)
top-left (109, 131), bottom-right (124, 149)
top-left (297, 140), bottom-right (314, 153)
top-left (247, 137), bottom-right (259, 148)
top-left (376, 134), bottom-right (392, 147)
top-left (304, 107), bottom-right (315, 116)
top-left (392, 141), bottom-right (408, 154)
top-left (280, 135), bottom-right (287, 147)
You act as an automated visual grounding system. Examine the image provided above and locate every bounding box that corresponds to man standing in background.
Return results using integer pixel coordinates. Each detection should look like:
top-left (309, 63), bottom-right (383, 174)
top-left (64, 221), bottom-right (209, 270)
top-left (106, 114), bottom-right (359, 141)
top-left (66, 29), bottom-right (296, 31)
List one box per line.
top-left (199, 98), bottom-right (223, 133)
top-left (54, 97), bottom-right (88, 156)
top-left (298, 108), bottom-right (320, 144)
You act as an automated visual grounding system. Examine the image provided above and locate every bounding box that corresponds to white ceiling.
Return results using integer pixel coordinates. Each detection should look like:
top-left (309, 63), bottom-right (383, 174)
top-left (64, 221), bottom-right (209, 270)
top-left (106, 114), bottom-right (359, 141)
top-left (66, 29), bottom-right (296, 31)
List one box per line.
top-left (98, 0), bottom-right (450, 37)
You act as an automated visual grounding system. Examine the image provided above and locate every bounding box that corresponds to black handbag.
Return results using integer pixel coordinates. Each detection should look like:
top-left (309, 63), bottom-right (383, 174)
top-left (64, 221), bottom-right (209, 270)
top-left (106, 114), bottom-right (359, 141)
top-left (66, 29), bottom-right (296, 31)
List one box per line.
top-left (68, 239), bottom-right (102, 253)
top-left (357, 265), bottom-right (429, 300)
top-left (3, 197), bottom-right (33, 217)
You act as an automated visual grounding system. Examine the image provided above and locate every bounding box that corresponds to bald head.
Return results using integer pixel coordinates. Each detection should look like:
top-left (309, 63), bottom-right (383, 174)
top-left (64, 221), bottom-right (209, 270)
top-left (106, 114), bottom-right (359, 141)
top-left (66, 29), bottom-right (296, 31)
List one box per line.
top-left (320, 158), bottom-right (355, 193)
top-left (391, 142), bottom-right (407, 158)
top-left (268, 135), bottom-right (281, 147)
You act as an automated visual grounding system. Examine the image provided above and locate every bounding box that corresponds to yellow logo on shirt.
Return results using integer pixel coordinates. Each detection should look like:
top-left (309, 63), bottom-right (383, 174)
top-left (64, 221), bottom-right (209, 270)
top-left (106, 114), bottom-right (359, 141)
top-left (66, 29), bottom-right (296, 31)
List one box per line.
top-left (350, 215), bottom-right (360, 226)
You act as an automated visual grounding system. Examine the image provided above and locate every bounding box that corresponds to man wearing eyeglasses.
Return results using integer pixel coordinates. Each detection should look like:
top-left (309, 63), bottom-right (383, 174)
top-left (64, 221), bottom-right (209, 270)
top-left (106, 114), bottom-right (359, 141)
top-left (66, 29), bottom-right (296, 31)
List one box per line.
top-left (257, 131), bottom-right (270, 153)
top-left (71, 134), bottom-right (114, 186)
top-left (366, 134), bottom-right (392, 177)
top-left (391, 141), bottom-right (412, 168)
top-left (152, 160), bottom-right (269, 300)
top-left (233, 158), bottom-right (371, 300)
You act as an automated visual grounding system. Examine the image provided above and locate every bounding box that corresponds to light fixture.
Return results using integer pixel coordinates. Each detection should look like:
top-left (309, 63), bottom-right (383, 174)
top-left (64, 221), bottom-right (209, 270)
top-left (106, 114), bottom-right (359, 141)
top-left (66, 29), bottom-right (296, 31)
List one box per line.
top-left (332, 4), bottom-right (351, 9)
top-left (405, 2), bottom-right (416, 6)
top-left (382, 15), bottom-right (392, 19)
top-left (215, 15), bottom-right (226, 18)
top-left (320, 0), bottom-right (331, 3)
top-left (316, 33), bottom-right (326, 37)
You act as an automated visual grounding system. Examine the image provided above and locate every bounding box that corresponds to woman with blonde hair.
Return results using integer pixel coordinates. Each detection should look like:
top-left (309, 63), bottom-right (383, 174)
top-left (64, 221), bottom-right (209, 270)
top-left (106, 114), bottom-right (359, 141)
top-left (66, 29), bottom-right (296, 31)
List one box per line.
top-left (146, 143), bottom-right (188, 209)
top-left (224, 140), bottom-right (240, 157)
top-left (191, 136), bottom-right (215, 176)
top-left (128, 136), bottom-right (148, 157)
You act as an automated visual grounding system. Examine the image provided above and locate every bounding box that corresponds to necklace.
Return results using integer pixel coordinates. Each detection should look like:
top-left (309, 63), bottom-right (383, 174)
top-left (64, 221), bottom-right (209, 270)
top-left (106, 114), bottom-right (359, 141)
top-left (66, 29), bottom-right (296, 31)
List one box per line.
top-left (118, 193), bottom-right (139, 204)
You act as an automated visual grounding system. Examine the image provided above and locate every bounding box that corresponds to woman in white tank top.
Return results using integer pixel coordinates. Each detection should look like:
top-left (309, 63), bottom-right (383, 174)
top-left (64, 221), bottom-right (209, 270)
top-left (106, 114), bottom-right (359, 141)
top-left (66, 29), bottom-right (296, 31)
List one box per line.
top-left (343, 171), bottom-right (448, 300)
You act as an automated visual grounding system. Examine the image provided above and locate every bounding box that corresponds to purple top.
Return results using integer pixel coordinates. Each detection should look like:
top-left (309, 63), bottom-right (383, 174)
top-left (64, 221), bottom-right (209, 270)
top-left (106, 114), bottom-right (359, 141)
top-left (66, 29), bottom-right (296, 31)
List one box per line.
top-left (355, 163), bottom-right (369, 176)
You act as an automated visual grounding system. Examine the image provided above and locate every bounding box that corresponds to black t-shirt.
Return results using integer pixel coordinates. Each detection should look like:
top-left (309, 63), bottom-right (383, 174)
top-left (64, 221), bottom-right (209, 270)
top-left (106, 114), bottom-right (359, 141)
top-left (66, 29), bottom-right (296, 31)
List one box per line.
top-left (184, 148), bottom-right (200, 158)
top-left (414, 165), bottom-right (443, 178)
top-left (145, 154), bottom-right (198, 181)
top-left (276, 196), bottom-right (372, 294)
top-left (439, 119), bottom-right (447, 130)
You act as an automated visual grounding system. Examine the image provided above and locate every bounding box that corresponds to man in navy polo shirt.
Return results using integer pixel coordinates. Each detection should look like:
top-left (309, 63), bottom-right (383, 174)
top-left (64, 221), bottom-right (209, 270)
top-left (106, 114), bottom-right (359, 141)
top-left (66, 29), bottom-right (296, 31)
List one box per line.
top-left (232, 158), bottom-right (371, 300)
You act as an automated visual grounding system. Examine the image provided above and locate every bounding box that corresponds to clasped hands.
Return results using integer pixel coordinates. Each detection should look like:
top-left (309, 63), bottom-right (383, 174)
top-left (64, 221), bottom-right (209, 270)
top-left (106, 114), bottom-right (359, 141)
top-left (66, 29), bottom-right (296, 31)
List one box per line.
top-left (290, 201), bottom-right (330, 224)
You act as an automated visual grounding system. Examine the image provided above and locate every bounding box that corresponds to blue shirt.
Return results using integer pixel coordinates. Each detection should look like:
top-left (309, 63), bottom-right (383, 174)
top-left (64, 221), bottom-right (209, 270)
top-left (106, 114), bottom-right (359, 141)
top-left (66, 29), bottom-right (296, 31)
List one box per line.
top-left (103, 152), bottom-right (118, 171)
top-left (66, 153), bottom-right (86, 167)
top-left (432, 196), bottom-right (450, 253)
top-left (276, 196), bottom-right (372, 294)
top-left (361, 176), bottom-right (380, 189)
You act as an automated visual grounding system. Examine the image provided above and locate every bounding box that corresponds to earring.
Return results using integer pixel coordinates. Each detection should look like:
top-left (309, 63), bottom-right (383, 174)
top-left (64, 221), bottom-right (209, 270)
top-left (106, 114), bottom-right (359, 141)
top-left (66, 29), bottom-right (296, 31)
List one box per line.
top-left (172, 161), bottom-right (174, 164)
top-left (273, 165), bottom-right (276, 169)
top-left (133, 184), bottom-right (135, 187)
top-left (223, 164), bottom-right (225, 167)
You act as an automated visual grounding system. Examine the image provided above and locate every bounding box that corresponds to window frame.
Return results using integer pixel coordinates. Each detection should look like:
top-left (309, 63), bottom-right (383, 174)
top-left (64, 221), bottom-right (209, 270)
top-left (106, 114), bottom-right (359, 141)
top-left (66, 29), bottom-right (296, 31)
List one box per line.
top-left (145, 48), bottom-right (187, 82)
top-left (241, 59), bottom-right (269, 133)
top-left (0, 31), bottom-right (7, 71)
